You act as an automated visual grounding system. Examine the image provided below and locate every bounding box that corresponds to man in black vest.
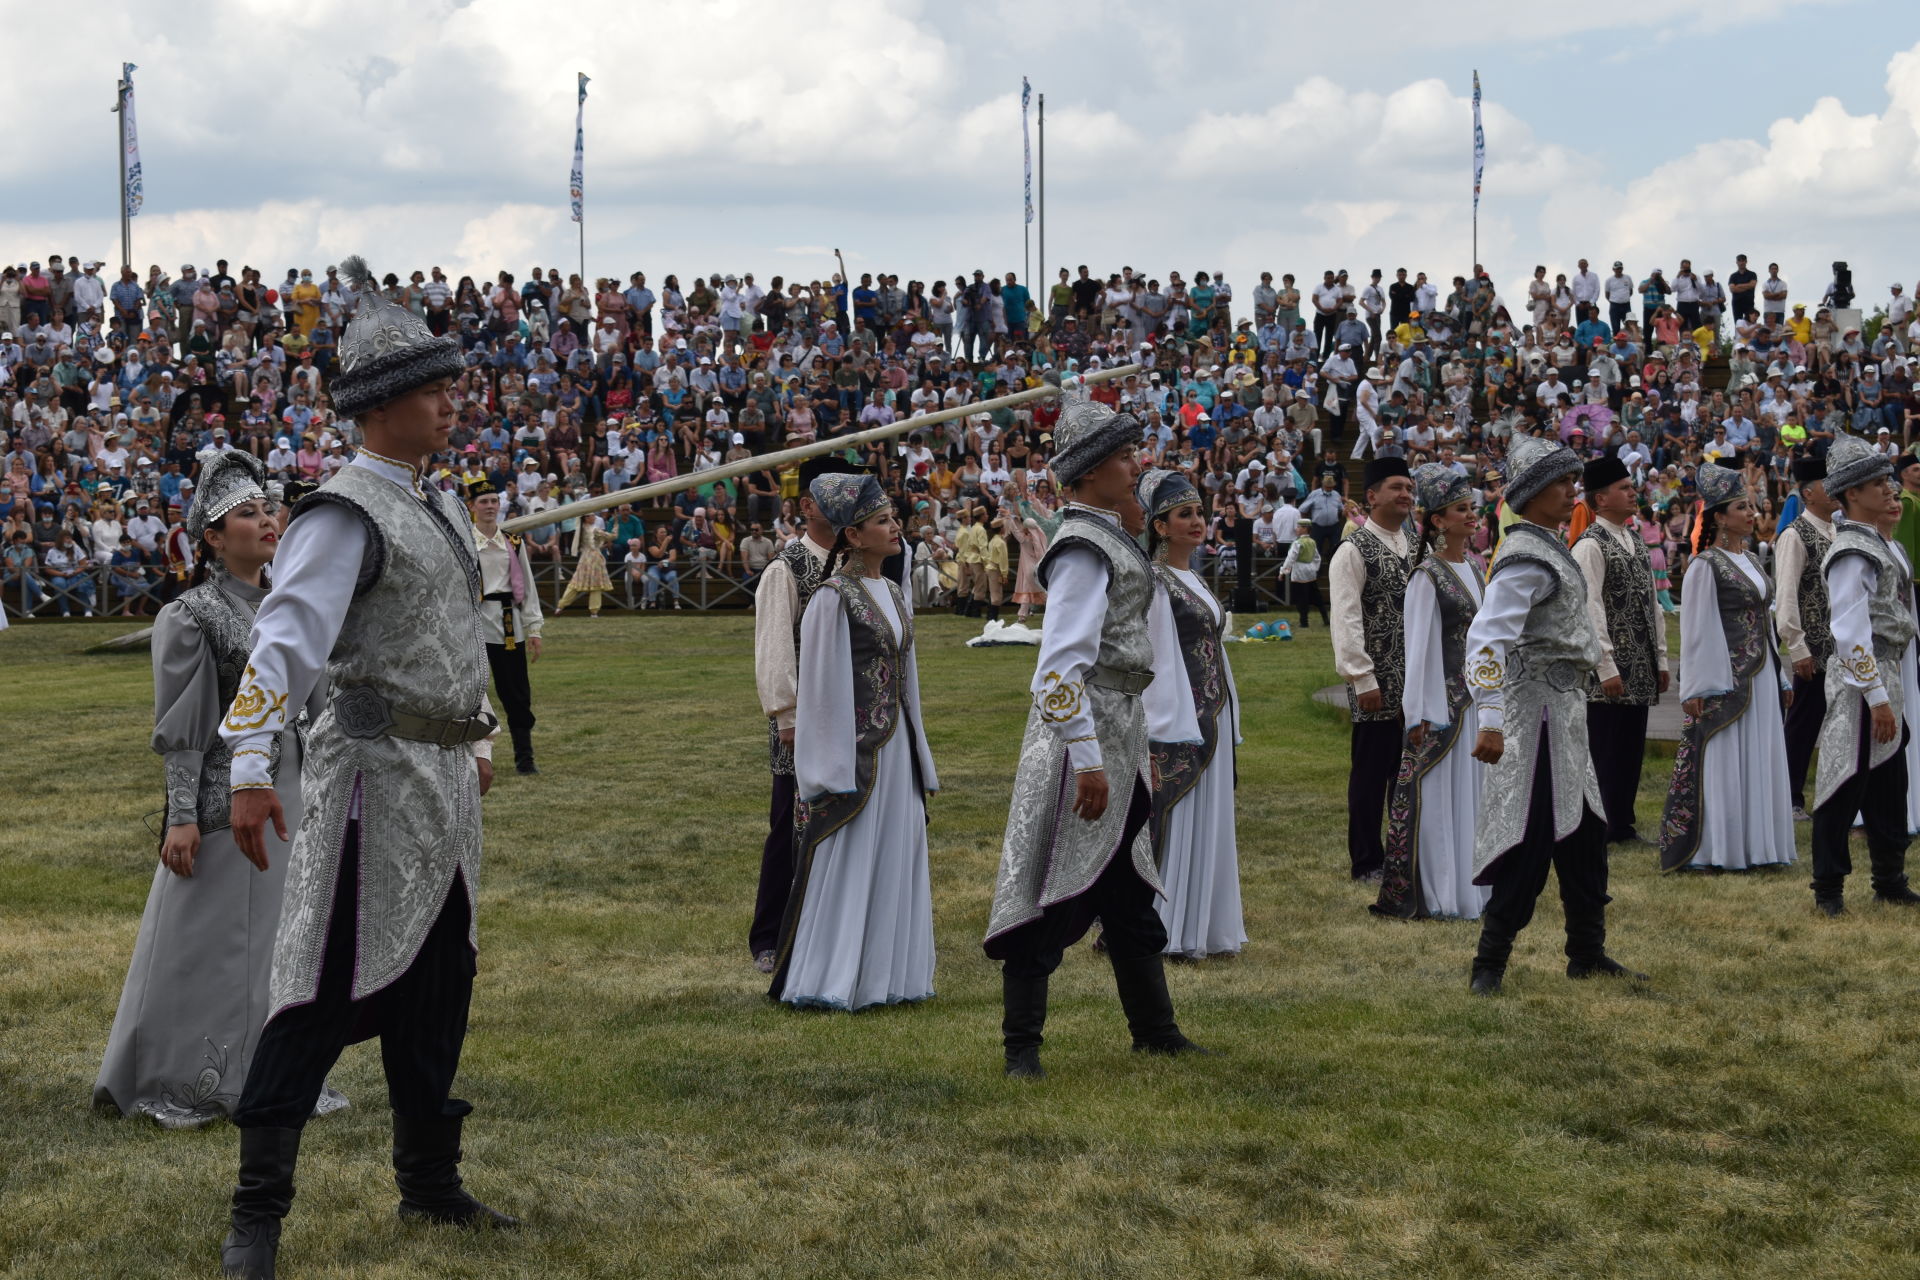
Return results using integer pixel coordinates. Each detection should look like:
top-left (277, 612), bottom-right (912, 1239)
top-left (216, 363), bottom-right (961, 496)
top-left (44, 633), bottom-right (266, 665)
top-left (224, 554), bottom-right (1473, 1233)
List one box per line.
top-left (1775, 456), bottom-right (1837, 816)
top-left (749, 455), bottom-right (861, 973)
top-left (1571, 457), bottom-right (1670, 842)
top-left (1329, 456), bottom-right (1414, 879)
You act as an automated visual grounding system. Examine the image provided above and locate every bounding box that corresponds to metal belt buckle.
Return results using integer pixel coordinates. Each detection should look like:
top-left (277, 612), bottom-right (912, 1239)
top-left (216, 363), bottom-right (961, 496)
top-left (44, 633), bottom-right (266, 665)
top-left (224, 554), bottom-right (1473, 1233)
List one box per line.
top-left (334, 686), bottom-right (395, 739)
top-left (434, 716), bottom-right (476, 749)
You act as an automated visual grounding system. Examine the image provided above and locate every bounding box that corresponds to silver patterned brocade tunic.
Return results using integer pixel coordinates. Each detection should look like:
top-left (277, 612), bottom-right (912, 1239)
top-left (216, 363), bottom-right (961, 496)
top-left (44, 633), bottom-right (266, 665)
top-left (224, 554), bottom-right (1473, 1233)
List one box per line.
top-left (1813, 521), bottom-right (1917, 809)
top-left (263, 464), bottom-right (491, 1016)
top-left (984, 507), bottom-right (1161, 952)
top-left (1467, 522), bottom-right (1606, 880)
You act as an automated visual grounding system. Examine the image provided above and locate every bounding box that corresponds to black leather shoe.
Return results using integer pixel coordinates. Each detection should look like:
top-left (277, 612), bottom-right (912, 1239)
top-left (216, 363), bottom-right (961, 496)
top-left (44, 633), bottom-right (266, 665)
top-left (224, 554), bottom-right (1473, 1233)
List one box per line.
top-left (1874, 884), bottom-right (1920, 905)
top-left (1567, 955), bottom-right (1648, 981)
top-left (1469, 967), bottom-right (1503, 996)
top-left (514, 757), bottom-right (539, 775)
top-left (1132, 1035), bottom-right (1214, 1057)
top-left (1004, 1046), bottom-right (1046, 1079)
top-left (221, 1126), bottom-right (301, 1279)
top-left (393, 1114), bottom-right (519, 1229)
top-left (1816, 896), bottom-right (1848, 917)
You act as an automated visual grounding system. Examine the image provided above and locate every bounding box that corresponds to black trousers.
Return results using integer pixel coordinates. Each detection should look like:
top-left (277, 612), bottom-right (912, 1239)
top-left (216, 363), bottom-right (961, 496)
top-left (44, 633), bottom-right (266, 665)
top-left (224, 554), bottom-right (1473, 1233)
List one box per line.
top-left (1313, 313), bottom-right (1337, 359)
top-left (1348, 716), bottom-right (1404, 877)
top-left (997, 779), bottom-right (1165, 977)
top-left (1784, 670), bottom-right (1827, 810)
top-left (750, 768), bottom-right (798, 957)
top-left (1473, 738), bottom-right (1610, 973)
top-left (234, 826), bottom-right (475, 1129)
top-left (1585, 701), bottom-right (1650, 842)
top-left (485, 639), bottom-right (536, 761)
top-left (1810, 716), bottom-right (1911, 898)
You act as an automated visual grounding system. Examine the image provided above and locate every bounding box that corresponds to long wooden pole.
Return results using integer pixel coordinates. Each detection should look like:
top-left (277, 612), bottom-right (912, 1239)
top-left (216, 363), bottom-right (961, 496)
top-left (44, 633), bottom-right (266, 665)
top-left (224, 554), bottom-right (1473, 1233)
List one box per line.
top-left (500, 363), bottom-right (1143, 534)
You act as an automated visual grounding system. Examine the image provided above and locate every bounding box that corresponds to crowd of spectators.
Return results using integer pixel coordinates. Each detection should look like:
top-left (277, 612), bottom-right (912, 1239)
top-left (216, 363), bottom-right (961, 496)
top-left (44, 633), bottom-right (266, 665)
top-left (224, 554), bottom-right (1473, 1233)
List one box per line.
top-left (2, 248), bottom-right (1915, 619)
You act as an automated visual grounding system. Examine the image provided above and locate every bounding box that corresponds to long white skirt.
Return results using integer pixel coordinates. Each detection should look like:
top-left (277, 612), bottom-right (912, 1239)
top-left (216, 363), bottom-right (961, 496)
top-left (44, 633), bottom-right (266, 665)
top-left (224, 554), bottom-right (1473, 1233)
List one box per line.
top-left (781, 729), bottom-right (935, 1011)
top-left (1688, 671), bottom-right (1796, 869)
top-left (1417, 738), bottom-right (1490, 919)
top-left (1157, 737), bottom-right (1247, 958)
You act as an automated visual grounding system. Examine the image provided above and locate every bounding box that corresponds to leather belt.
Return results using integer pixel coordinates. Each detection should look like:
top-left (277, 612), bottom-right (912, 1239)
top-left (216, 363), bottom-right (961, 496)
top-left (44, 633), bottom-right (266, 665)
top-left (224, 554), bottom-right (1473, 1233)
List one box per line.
top-left (332, 686), bottom-right (498, 748)
top-left (1087, 663), bottom-right (1154, 696)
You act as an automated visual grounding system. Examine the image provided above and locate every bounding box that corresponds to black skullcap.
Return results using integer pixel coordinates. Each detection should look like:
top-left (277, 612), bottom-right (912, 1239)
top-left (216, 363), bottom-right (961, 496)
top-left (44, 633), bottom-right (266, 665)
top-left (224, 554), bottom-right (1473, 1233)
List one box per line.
top-left (1362, 457), bottom-right (1411, 490)
top-left (1583, 456), bottom-right (1629, 492)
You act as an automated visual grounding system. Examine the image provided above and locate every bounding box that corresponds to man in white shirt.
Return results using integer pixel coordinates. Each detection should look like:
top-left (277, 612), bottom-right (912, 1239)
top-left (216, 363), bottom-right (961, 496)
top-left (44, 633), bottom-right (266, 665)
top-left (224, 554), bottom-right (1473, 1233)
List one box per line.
top-left (215, 275), bottom-right (509, 1278)
top-left (1330, 457), bottom-right (1415, 880)
top-left (1604, 261), bottom-right (1635, 331)
top-left (1775, 456), bottom-right (1836, 817)
top-left (1761, 264), bottom-right (1790, 323)
top-left (1808, 436), bottom-right (1920, 914)
top-left (1672, 259), bottom-right (1702, 329)
top-left (1571, 259), bottom-right (1601, 311)
top-left (1360, 270), bottom-right (1386, 359)
top-left (1464, 436), bottom-right (1637, 995)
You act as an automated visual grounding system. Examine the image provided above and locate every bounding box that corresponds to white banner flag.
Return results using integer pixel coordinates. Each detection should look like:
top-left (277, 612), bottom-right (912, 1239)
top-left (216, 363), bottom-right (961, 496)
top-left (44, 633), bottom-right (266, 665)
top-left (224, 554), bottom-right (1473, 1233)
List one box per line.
top-left (1022, 77), bottom-right (1033, 226)
top-left (122, 62), bottom-right (144, 218)
top-left (570, 72), bottom-right (589, 224)
top-left (1472, 70), bottom-right (1484, 214)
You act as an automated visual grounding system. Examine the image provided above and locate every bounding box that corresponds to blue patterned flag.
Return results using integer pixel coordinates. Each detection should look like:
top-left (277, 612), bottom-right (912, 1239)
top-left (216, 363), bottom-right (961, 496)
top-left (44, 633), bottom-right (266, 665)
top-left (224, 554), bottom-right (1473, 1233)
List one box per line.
top-left (123, 63), bottom-right (143, 218)
top-left (1022, 77), bottom-right (1033, 225)
top-left (570, 73), bottom-right (589, 224)
top-left (1472, 70), bottom-right (1484, 213)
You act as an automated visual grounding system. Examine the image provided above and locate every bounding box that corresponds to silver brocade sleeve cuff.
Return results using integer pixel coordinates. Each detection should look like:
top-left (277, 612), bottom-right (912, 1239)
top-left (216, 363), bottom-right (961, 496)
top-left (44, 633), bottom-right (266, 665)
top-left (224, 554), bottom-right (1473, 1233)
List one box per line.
top-left (163, 750), bottom-right (204, 826)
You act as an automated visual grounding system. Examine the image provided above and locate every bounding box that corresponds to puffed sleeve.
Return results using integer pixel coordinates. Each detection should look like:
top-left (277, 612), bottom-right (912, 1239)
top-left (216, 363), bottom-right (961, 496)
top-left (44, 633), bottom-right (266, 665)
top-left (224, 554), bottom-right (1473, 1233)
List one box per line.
top-left (1029, 546), bottom-right (1108, 772)
top-left (1828, 555), bottom-right (1889, 707)
top-left (1401, 569), bottom-right (1450, 729)
top-left (795, 584), bottom-right (857, 800)
top-left (151, 601), bottom-right (218, 828)
top-left (1142, 579), bottom-right (1203, 745)
top-left (1678, 558), bottom-right (1734, 701)
top-left (1464, 559), bottom-right (1554, 733)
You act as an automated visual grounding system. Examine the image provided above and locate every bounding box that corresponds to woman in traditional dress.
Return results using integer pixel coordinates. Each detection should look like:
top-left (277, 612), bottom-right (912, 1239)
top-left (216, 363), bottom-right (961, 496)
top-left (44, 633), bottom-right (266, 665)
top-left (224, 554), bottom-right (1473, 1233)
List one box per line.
top-left (554, 512), bottom-right (614, 616)
top-left (95, 449), bottom-right (345, 1128)
top-left (1139, 469), bottom-right (1244, 959)
top-left (1009, 473), bottom-right (1060, 623)
top-left (1659, 463), bottom-right (1796, 871)
top-left (1373, 464), bottom-right (1490, 920)
top-left (772, 472), bottom-right (939, 1011)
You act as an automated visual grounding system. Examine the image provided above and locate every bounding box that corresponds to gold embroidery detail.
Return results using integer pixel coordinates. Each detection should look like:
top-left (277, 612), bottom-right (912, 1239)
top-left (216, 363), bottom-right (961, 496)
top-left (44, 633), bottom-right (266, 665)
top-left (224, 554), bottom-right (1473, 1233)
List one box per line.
top-left (1065, 734), bottom-right (1098, 744)
top-left (1466, 648), bottom-right (1504, 691)
top-left (231, 782), bottom-right (275, 791)
top-left (224, 664), bottom-right (289, 731)
top-left (1038, 671), bottom-right (1085, 723)
top-left (232, 748), bottom-right (274, 761)
top-left (1843, 643), bottom-right (1878, 682)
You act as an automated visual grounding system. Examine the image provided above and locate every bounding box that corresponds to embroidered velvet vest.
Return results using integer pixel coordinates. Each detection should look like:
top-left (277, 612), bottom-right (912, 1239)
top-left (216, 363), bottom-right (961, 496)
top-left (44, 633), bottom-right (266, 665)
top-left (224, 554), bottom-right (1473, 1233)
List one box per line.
top-left (1576, 522), bottom-right (1661, 705)
top-left (1791, 515), bottom-right (1834, 667)
top-left (1344, 525), bottom-right (1411, 722)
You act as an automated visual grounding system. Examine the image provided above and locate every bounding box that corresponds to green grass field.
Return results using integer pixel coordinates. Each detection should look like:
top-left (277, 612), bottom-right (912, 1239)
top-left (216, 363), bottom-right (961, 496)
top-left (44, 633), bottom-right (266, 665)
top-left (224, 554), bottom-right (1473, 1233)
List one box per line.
top-left (4, 612), bottom-right (1919, 1279)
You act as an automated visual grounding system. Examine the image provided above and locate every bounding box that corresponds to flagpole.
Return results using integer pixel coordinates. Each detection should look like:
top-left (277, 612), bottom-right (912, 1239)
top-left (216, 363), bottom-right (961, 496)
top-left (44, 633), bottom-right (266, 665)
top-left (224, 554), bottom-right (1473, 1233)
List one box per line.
top-left (1037, 92), bottom-right (1046, 317)
top-left (570, 72), bottom-right (589, 293)
top-left (1471, 70), bottom-right (1483, 274)
top-left (1021, 78), bottom-right (1032, 291)
top-left (113, 74), bottom-right (130, 270)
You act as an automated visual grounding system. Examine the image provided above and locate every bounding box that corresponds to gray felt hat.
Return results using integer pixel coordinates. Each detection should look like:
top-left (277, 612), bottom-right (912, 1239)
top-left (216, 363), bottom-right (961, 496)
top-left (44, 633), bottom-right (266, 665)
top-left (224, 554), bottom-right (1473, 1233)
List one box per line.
top-left (1051, 382), bottom-right (1140, 486)
top-left (1503, 435), bottom-right (1583, 512)
top-left (1825, 433), bottom-right (1893, 497)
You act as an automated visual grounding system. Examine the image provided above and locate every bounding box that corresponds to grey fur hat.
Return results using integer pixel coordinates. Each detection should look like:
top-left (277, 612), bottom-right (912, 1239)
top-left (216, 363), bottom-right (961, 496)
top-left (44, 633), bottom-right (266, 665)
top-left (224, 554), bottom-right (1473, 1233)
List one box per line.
top-left (327, 256), bottom-right (466, 419)
top-left (1051, 382), bottom-right (1140, 487)
top-left (1503, 434), bottom-right (1583, 512)
top-left (1825, 433), bottom-right (1893, 497)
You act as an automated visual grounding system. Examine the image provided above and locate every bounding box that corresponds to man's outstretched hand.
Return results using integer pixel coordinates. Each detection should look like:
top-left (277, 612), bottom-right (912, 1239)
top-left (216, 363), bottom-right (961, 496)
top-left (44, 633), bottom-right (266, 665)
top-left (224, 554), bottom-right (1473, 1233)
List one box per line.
top-left (230, 789), bottom-right (287, 871)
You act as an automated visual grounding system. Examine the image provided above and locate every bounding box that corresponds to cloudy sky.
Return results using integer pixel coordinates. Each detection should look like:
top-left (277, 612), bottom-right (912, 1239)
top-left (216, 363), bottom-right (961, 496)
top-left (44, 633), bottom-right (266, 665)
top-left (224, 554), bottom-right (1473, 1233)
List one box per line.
top-left (7, 0), bottom-right (1919, 317)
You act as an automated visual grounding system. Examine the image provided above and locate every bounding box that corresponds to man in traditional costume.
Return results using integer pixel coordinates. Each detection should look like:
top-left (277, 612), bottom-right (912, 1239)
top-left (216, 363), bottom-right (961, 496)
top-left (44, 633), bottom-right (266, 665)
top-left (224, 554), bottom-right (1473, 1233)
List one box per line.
top-left (469, 481), bottom-right (544, 775)
top-left (1775, 456), bottom-right (1836, 818)
top-left (1330, 456), bottom-right (1416, 880)
top-left (1465, 435), bottom-right (1642, 995)
top-left (749, 454), bottom-right (862, 975)
top-left (984, 385), bottom-right (1207, 1079)
top-left (1808, 434), bottom-right (1920, 916)
top-left (1570, 456), bottom-right (1669, 843)
top-left (215, 257), bottom-right (512, 1280)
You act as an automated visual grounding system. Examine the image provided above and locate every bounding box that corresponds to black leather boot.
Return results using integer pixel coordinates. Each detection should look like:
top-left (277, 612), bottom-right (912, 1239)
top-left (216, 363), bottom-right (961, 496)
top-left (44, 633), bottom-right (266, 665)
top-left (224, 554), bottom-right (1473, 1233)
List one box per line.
top-left (393, 1113), bottom-right (520, 1228)
top-left (1002, 971), bottom-right (1048, 1079)
top-left (221, 1126), bottom-right (301, 1279)
top-left (1566, 954), bottom-right (1648, 980)
top-left (1469, 965), bottom-right (1504, 995)
top-left (1110, 953), bottom-right (1209, 1055)
top-left (510, 726), bottom-right (537, 775)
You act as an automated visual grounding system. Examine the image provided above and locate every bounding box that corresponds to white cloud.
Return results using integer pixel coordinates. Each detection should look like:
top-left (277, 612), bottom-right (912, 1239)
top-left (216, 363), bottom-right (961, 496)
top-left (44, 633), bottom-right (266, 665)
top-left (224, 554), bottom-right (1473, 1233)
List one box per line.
top-left (0, 1), bottom-right (1911, 338)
